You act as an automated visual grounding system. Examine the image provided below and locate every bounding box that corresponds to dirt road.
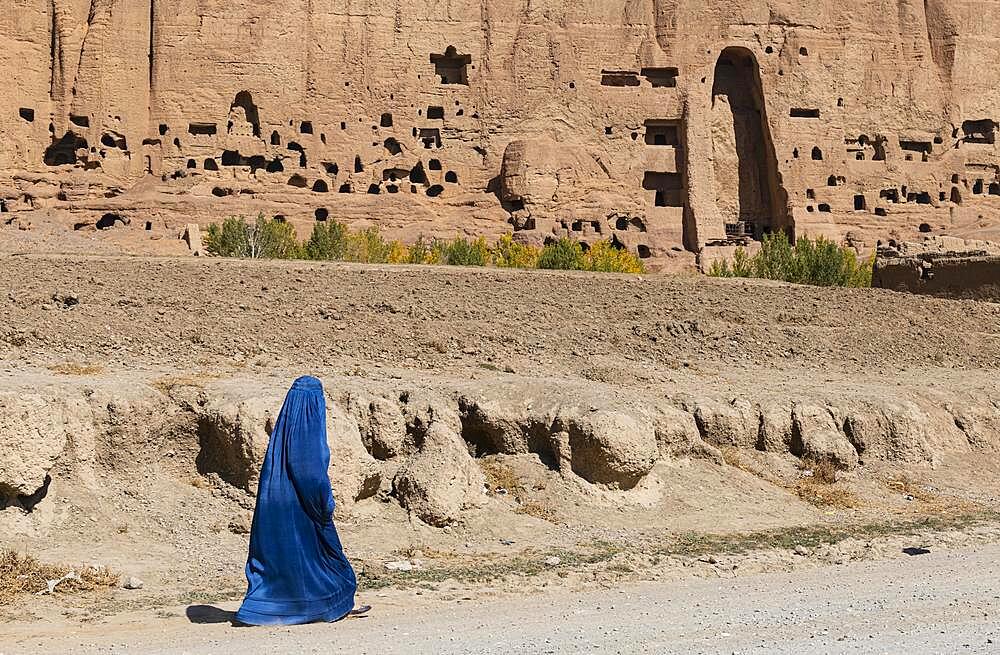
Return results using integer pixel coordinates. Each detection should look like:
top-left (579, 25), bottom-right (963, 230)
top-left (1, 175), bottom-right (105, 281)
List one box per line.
top-left (5, 544), bottom-right (997, 655)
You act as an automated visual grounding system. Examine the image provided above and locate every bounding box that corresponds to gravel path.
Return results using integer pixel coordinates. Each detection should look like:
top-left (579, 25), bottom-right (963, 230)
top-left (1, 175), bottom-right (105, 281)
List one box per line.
top-left (8, 544), bottom-right (998, 655)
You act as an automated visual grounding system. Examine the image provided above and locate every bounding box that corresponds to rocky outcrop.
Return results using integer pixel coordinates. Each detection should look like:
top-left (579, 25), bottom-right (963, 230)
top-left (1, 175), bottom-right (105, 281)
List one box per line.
top-left (0, 393), bottom-right (73, 503)
top-left (393, 422), bottom-right (486, 527)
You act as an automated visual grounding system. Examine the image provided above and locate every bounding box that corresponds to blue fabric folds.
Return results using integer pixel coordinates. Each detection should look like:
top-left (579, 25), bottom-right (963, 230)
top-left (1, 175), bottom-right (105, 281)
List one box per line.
top-left (235, 376), bottom-right (357, 626)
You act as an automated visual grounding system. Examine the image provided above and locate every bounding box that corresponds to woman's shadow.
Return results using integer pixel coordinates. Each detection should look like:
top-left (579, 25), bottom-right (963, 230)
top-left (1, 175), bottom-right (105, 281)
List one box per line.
top-left (185, 605), bottom-right (242, 626)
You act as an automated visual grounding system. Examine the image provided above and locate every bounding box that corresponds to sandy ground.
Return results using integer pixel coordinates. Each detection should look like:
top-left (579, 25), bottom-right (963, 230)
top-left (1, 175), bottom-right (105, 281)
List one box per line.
top-left (4, 542), bottom-right (998, 655)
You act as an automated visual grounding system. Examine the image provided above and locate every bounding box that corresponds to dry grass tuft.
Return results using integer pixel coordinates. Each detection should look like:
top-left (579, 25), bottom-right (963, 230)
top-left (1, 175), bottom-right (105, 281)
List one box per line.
top-left (794, 481), bottom-right (861, 508)
top-left (189, 476), bottom-right (211, 489)
top-left (800, 457), bottom-right (841, 484)
top-left (151, 373), bottom-right (219, 395)
top-left (479, 459), bottom-right (558, 523)
top-left (46, 362), bottom-right (104, 376)
top-left (515, 501), bottom-right (558, 522)
top-left (479, 459), bottom-right (526, 502)
top-left (885, 475), bottom-right (936, 502)
top-left (720, 446), bottom-right (746, 470)
top-left (792, 458), bottom-right (859, 508)
top-left (0, 549), bottom-right (119, 605)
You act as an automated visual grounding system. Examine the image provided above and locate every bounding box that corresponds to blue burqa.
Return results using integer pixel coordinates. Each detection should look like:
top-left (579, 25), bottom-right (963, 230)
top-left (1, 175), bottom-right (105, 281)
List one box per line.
top-left (235, 376), bottom-right (357, 626)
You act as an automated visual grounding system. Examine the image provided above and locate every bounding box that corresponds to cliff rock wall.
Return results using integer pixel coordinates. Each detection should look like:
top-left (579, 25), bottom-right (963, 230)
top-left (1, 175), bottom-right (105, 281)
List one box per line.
top-left (3, 1), bottom-right (1000, 268)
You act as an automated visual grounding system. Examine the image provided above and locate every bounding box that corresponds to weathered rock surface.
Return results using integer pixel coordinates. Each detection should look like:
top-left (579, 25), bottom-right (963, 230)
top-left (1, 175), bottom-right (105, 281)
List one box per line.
top-left (4, 2), bottom-right (1000, 268)
top-left (0, 393), bottom-right (72, 500)
top-left (393, 422), bottom-right (486, 527)
top-left (874, 237), bottom-right (1000, 301)
top-left (790, 403), bottom-right (860, 469)
top-left (560, 410), bottom-right (659, 490)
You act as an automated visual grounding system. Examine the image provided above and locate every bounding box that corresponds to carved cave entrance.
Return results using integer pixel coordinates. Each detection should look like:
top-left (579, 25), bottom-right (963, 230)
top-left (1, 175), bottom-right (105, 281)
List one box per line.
top-left (710, 47), bottom-right (788, 240)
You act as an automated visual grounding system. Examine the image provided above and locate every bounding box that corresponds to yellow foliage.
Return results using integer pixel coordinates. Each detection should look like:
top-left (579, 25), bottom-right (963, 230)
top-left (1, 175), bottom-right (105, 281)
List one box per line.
top-left (491, 234), bottom-right (540, 269)
top-left (584, 241), bottom-right (646, 273)
top-left (387, 241), bottom-right (410, 264)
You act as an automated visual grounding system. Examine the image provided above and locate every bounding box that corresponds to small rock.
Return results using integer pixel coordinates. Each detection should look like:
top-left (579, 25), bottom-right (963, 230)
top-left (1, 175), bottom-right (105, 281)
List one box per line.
top-left (384, 560), bottom-right (414, 572)
top-left (794, 545), bottom-right (810, 556)
top-left (123, 576), bottom-right (144, 590)
top-left (544, 556), bottom-right (562, 566)
top-left (228, 513), bottom-right (252, 535)
top-left (52, 292), bottom-right (80, 308)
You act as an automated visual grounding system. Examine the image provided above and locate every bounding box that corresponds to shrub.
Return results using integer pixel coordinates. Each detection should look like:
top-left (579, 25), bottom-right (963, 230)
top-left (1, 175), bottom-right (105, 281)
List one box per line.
top-left (204, 216), bottom-right (252, 258)
top-left (304, 220), bottom-right (350, 261)
top-left (406, 236), bottom-right (442, 265)
top-left (584, 241), bottom-right (646, 274)
top-left (440, 236), bottom-right (490, 266)
top-left (537, 238), bottom-right (586, 270)
top-left (708, 232), bottom-right (873, 288)
top-left (387, 241), bottom-right (410, 264)
top-left (0, 549), bottom-right (119, 603)
top-left (491, 234), bottom-right (540, 269)
top-left (205, 214), bottom-right (301, 259)
top-left (204, 218), bottom-right (656, 277)
top-left (345, 226), bottom-right (394, 263)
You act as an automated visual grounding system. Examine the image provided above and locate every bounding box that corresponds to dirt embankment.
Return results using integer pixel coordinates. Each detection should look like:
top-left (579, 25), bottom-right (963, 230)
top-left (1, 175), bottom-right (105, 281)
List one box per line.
top-left (1, 254), bottom-right (1000, 622)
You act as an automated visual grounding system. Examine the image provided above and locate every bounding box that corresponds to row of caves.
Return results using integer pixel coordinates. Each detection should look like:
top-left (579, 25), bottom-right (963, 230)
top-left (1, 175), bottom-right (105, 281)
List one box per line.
top-left (10, 30), bottom-right (1000, 257)
top-left (158, 82), bottom-right (471, 200)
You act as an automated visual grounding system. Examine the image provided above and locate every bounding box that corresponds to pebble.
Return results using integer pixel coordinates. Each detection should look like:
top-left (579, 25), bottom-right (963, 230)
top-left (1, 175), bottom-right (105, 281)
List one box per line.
top-left (123, 576), bottom-right (144, 590)
top-left (384, 560), bottom-right (415, 572)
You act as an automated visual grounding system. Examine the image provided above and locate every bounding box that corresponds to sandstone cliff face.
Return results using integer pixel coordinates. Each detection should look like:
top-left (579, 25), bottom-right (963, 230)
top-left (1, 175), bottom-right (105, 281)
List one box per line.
top-left (2, 1), bottom-right (1000, 268)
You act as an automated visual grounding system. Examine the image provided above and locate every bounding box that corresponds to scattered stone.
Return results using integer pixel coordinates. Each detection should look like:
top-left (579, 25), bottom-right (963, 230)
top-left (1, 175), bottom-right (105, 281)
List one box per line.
top-left (544, 556), bottom-right (562, 566)
top-left (228, 513), bottom-right (252, 535)
top-left (794, 545), bottom-right (810, 556)
top-left (384, 560), bottom-right (416, 572)
top-left (123, 576), bottom-right (144, 590)
top-left (51, 292), bottom-right (79, 309)
top-left (902, 547), bottom-right (931, 556)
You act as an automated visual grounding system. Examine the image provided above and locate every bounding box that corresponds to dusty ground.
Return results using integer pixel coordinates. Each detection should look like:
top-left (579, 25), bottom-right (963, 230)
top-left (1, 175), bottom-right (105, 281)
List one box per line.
top-left (3, 254), bottom-right (1000, 375)
top-left (1, 254), bottom-right (1000, 645)
top-left (6, 543), bottom-right (1000, 654)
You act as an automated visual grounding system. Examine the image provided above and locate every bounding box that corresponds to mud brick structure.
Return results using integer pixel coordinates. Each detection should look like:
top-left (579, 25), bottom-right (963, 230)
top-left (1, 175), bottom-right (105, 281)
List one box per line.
top-left (874, 236), bottom-right (1000, 301)
top-left (2, 2), bottom-right (1000, 269)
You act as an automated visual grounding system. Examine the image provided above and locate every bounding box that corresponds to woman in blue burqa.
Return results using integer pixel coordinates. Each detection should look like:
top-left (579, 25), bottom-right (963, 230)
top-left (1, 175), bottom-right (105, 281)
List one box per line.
top-left (235, 376), bottom-right (361, 625)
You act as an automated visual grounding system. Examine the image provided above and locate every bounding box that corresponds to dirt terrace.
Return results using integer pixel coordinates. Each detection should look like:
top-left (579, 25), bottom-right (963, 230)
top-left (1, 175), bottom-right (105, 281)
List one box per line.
top-left (2, 255), bottom-right (999, 378)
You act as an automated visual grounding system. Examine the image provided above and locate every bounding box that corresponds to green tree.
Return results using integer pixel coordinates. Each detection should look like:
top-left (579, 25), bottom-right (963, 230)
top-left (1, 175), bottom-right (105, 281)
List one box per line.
top-left (305, 220), bottom-right (350, 261)
top-left (441, 236), bottom-right (490, 266)
top-left (491, 234), bottom-right (540, 269)
top-left (538, 238), bottom-right (587, 270)
top-left (584, 241), bottom-right (646, 273)
top-left (345, 226), bottom-right (393, 263)
top-left (707, 232), bottom-right (873, 288)
top-left (204, 214), bottom-right (301, 259)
